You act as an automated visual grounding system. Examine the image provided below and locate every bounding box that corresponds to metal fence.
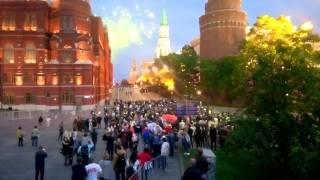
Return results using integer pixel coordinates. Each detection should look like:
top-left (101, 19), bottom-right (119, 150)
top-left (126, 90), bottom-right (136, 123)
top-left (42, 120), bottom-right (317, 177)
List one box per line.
top-left (0, 110), bottom-right (48, 121)
top-left (0, 106), bottom-right (108, 121)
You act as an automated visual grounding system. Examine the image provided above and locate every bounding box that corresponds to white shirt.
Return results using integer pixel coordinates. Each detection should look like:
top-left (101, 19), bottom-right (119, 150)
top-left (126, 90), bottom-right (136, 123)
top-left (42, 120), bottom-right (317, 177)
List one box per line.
top-left (161, 142), bottom-right (170, 156)
top-left (85, 163), bottom-right (102, 180)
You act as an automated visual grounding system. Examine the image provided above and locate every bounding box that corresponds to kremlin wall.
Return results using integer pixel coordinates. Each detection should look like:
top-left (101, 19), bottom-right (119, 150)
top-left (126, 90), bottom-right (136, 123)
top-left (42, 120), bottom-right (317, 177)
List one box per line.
top-left (200, 0), bottom-right (247, 59)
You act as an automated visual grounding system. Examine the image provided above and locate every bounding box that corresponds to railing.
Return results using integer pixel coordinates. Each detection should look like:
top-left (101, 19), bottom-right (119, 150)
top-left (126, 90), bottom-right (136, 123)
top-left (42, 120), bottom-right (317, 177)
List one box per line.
top-left (127, 159), bottom-right (156, 180)
top-left (0, 109), bottom-right (97, 121)
top-left (0, 110), bottom-right (47, 121)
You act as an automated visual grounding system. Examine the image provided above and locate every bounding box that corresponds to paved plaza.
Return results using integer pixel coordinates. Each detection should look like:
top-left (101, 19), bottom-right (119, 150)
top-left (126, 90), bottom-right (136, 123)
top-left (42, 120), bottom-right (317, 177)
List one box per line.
top-left (0, 88), bottom-right (181, 180)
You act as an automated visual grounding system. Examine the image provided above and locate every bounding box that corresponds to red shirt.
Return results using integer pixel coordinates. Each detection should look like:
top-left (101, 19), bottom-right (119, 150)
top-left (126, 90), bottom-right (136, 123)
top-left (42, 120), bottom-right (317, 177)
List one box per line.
top-left (138, 152), bottom-right (152, 166)
top-left (164, 126), bottom-right (173, 134)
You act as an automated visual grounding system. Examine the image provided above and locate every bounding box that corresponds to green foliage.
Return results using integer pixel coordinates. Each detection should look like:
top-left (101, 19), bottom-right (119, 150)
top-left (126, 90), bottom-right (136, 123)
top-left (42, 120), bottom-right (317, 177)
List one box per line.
top-left (155, 45), bottom-right (199, 96)
top-left (218, 15), bottom-right (320, 180)
top-left (200, 56), bottom-right (247, 104)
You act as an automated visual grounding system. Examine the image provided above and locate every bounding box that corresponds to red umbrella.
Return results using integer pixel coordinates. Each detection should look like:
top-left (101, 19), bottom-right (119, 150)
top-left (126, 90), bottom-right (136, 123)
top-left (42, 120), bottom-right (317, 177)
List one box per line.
top-left (162, 114), bottom-right (178, 124)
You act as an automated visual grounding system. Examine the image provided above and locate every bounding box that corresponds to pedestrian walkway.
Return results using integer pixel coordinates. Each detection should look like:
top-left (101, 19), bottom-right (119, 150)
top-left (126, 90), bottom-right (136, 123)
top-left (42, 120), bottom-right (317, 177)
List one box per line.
top-left (149, 155), bottom-right (181, 180)
top-left (136, 135), bottom-right (182, 180)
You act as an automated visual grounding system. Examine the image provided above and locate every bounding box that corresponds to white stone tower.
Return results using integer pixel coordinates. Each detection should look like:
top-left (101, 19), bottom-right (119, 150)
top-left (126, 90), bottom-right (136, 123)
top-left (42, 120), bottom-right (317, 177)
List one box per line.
top-left (155, 9), bottom-right (171, 58)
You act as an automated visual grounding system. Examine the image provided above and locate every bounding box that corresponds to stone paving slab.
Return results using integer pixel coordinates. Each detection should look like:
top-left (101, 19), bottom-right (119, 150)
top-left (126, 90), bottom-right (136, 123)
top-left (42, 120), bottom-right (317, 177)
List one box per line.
top-left (0, 115), bottom-right (182, 180)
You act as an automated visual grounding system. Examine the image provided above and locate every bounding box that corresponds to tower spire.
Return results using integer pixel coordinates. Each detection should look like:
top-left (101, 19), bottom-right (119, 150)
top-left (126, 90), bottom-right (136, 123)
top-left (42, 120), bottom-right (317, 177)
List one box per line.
top-left (160, 8), bottom-right (168, 26)
top-left (155, 8), bottom-right (171, 58)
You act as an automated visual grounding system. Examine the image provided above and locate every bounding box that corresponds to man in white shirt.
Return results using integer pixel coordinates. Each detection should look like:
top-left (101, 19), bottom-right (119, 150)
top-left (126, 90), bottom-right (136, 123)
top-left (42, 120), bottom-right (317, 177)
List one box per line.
top-left (85, 162), bottom-right (102, 180)
top-left (160, 137), bottom-right (170, 170)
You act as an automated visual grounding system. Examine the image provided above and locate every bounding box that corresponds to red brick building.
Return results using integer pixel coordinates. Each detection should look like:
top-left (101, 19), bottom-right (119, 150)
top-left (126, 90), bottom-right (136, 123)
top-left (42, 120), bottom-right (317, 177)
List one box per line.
top-left (0, 0), bottom-right (113, 110)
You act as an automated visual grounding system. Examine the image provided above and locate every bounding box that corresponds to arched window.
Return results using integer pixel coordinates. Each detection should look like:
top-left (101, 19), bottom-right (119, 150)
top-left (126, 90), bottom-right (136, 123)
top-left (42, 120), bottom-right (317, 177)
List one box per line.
top-left (24, 13), bottom-right (31, 31)
top-left (61, 74), bottom-right (73, 84)
top-left (4, 44), bottom-right (14, 63)
top-left (25, 43), bottom-right (36, 63)
top-left (30, 13), bottom-right (37, 31)
top-left (61, 51), bottom-right (73, 63)
top-left (2, 12), bottom-right (15, 31)
top-left (2, 14), bottom-right (10, 30)
top-left (62, 16), bottom-right (74, 31)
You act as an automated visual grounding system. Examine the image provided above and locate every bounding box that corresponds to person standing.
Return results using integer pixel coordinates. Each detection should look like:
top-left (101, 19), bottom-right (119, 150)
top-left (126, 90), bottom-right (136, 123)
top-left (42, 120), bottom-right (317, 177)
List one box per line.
top-left (35, 146), bottom-right (48, 180)
top-left (160, 137), bottom-right (170, 170)
top-left (38, 116), bottom-right (44, 126)
top-left (209, 125), bottom-right (217, 150)
top-left (181, 130), bottom-right (191, 155)
top-left (16, 126), bottom-right (24, 147)
top-left (72, 158), bottom-right (87, 180)
top-left (113, 147), bottom-right (126, 180)
top-left (85, 161), bottom-right (102, 180)
top-left (91, 128), bottom-right (98, 151)
top-left (45, 116), bottom-right (51, 127)
top-left (31, 126), bottom-right (40, 147)
top-left (58, 121), bottom-right (64, 141)
top-left (103, 131), bottom-right (115, 160)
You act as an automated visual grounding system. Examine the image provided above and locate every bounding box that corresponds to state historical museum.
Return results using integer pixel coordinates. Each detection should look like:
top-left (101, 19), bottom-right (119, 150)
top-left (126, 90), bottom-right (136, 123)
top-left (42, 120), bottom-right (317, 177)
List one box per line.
top-left (0, 0), bottom-right (113, 110)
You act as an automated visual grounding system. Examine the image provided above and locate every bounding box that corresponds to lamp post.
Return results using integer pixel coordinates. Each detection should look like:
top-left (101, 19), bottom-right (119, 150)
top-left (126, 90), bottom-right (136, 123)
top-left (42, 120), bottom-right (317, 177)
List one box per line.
top-left (197, 90), bottom-right (202, 114)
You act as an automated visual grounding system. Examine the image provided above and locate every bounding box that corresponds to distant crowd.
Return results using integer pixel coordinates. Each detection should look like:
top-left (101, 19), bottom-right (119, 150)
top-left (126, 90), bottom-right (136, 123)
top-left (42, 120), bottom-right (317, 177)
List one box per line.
top-left (16, 99), bottom-right (232, 180)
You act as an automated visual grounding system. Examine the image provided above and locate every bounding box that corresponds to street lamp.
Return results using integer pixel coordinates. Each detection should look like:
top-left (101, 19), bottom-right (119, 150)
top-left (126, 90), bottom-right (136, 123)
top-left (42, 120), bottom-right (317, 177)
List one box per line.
top-left (197, 90), bottom-right (202, 96)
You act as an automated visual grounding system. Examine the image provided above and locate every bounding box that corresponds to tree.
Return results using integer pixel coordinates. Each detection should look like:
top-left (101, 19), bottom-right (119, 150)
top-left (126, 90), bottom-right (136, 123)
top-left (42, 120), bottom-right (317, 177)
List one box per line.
top-left (220, 16), bottom-right (320, 180)
top-left (153, 45), bottom-right (199, 97)
top-left (199, 56), bottom-right (247, 105)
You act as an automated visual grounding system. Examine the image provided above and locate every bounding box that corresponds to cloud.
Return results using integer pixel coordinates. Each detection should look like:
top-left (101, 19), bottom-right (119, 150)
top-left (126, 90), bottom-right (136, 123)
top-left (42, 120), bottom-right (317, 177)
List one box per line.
top-left (102, 6), bottom-right (157, 61)
top-left (103, 7), bottom-right (143, 59)
top-left (147, 12), bottom-right (155, 18)
top-left (135, 4), bottom-right (140, 10)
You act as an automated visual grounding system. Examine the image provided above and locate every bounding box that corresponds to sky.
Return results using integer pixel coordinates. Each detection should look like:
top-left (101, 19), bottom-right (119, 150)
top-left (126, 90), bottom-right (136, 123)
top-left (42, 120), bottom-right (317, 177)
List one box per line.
top-left (90, 0), bottom-right (320, 81)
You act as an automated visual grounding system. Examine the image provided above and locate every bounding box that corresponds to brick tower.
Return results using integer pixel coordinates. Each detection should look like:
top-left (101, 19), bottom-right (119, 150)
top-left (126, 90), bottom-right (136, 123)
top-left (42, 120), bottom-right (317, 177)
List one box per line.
top-left (199, 0), bottom-right (247, 59)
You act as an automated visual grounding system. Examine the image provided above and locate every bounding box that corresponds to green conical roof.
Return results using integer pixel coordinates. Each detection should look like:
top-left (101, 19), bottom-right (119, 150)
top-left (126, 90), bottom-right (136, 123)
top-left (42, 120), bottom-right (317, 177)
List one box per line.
top-left (160, 8), bottom-right (168, 26)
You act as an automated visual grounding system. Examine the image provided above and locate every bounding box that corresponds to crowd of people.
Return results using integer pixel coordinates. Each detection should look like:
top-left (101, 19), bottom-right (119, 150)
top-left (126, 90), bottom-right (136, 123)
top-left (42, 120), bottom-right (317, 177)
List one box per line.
top-left (16, 99), bottom-right (233, 180)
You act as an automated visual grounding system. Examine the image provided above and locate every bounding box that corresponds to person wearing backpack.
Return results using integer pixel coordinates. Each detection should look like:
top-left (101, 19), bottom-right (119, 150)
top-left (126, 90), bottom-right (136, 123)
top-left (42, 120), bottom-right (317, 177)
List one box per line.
top-left (113, 146), bottom-right (126, 180)
top-left (78, 144), bottom-right (90, 165)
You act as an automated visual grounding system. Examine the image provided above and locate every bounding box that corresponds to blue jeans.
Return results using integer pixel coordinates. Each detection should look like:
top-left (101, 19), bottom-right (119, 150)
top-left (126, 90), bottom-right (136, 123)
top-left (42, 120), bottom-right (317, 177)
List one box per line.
top-left (32, 136), bottom-right (38, 147)
top-left (182, 140), bottom-right (189, 153)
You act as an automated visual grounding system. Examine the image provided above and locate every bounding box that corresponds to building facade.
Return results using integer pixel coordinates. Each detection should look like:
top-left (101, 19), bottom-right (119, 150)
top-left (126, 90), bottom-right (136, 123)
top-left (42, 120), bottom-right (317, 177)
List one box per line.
top-left (0, 0), bottom-right (113, 110)
top-left (128, 60), bottom-right (138, 85)
top-left (199, 0), bottom-right (247, 59)
top-left (155, 9), bottom-right (171, 59)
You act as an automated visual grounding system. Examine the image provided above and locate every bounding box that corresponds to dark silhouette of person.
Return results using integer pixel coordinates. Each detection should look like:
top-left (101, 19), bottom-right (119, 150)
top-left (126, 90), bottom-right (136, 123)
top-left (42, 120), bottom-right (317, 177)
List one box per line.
top-left (209, 125), bottom-right (217, 150)
top-left (72, 158), bottom-right (87, 180)
top-left (35, 146), bottom-right (48, 180)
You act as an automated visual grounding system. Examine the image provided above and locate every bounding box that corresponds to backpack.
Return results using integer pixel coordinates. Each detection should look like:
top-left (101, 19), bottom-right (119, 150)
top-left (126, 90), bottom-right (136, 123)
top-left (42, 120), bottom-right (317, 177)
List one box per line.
top-left (115, 155), bottom-right (126, 170)
top-left (81, 145), bottom-right (89, 158)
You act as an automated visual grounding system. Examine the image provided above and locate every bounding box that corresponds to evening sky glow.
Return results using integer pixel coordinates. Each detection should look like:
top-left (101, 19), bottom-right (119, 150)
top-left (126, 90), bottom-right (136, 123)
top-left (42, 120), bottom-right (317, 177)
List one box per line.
top-left (90, 0), bottom-right (320, 81)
